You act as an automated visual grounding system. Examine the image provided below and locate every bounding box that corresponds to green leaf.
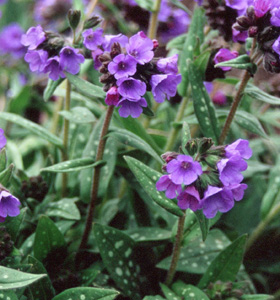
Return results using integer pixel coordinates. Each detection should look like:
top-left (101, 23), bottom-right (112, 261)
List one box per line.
top-left (194, 210), bottom-right (209, 242)
top-left (160, 283), bottom-right (181, 300)
top-left (41, 158), bottom-right (105, 173)
top-left (178, 7), bottom-right (206, 96)
top-left (43, 78), bottom-right (64, 101)
top-left (244, 83), bottom-right (280, 105)
top-left (241, 295), bottom-right (274, 300)
top-left (193, 50), bottom-right (212, 77)
top-left (108, 128), bottom-right (162, 163)
top-left (0, 291), bottom-right (18, 300)
top-left (143, 296), bottom-right (166, 300)
top-left (167, 33), bottom-right (187, 51)
top-left (3, 208), bottom-right (27, 241)
top-left (0, 266), bottom-right (46, 290)
top-left (181, 122), bottom-right (191, 155)
top-left (59, 106), bottom-right (96, 123)
top-left (0, 164), bottom-right (14, 186)
top-left (34, 216), bottom-right (66, 262)
top-left (188, 61), bottom-right (220, 143)
top-left (46, 198), bottom-right (81, 220)
top-left (27, 256), bottom-right (55, 300)
top-left (0, 112), bottom-right (63, 148)
top-left (52, 287), bottom-right (119, 300)
top-left (0, 147), bottom-right (7, 172)
top-left (198, 235), bottom-right (247, 289)
top-left (157, 229), bottom-right (230, 274)
top-left (94, 223), bottom-right (141, 299)
top-left (172, 281), bottom-right (210, 300)
top-left (66, 72), bottom-right (106, 101)
top-left (125, 227), bottom-right (172, 243)
top-left (133, 0), bottom-right (154, 11)
top-left (215, 54), bottom-right (257, 75)
top-left (124, 156), bottom-right (184, 217)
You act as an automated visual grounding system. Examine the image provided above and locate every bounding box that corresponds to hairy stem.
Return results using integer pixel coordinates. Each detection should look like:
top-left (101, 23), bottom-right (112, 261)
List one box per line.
top-left (164, 213), bottom-right (186, 286)
top-left (79, 105), bottom-right (115, 251)
top-left (61, 80), bottom-right (71, 197)
top-left (147, 0), bottom-right (162, 39)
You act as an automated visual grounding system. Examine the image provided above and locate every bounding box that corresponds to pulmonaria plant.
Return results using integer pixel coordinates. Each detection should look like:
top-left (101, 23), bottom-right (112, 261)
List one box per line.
top-left (85, 30), bottom-right (182, 118)
top-left (156, 138), bottom-right (252, 218)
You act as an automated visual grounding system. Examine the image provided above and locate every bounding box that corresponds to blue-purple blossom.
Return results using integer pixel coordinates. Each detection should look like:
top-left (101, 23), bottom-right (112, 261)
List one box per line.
top-left (117, 97), bottom-right (147, 118)
top-left (214, 48), bottom-right (239, 71)
top-left (24, 49), bottom-right (48, 72)
top-left (108, 54), bottom-right (137, 79)
top-left (157, 54), bottom-right (179, 74)
top-left (225, 0), bottom-right (248, 15)
top-left (126, 31), bottom-right (154, 65)
top-left (0, 190), bottom-right (20, 222)
top-left (43, 56), bottom-right (65, 81)
top-left (225, 139), bottom-right (252, 159)
top-left (156, 174), bottom-right (182, 199)
top-left (92, 48), bottom-right (103, 69)
top-left (177, 186), bottom-right (201, 211)
top-left (273, 36), bottom-right (280, 56)
top-left (59, 46), bottom-right (85, 75)
top-left (166, 155), bottom-right (203, 185)
top-left (21, 25), bottom-right (46, 50)
top-left (102, 34), bottom-right (129, 52)
top-left (82, 28), bottom-right (104, 51)
top-left (117, 77), bottom-right (146, 100)
top-left (232, 28), bottom-right (248, 43)
top-left (217, 155), bottom-right (248, 186)
top-left (105, 86), bottom-right (120, 106)
top-left (194, 0), bottom-right (203, 6)
top-left (0, 129), bottom-right (6, 149)
top-left (253, 0), bottom-right (271, 18)
top-left (151, 74), bottom-right (182, 103)
top-left (271, 7), bottom-right (280, 26)
top-left (212, 90), bottom-right (227, 106)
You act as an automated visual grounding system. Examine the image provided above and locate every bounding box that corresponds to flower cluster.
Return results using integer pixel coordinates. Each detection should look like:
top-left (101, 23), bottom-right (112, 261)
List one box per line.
top-left (85, 30), bottom-right (181, 118)
top-left (22, 25), bottom-right (85, 80)
top-left (156, 138), bottom-right (252, 218)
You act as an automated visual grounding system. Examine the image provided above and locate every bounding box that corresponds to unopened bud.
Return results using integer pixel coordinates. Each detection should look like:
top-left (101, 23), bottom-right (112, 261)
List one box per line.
top-left (152, 39), bottom-right (159, 50)
top-left (110, 42), bottom-right (122, 58)
top-left (161, 152), bottom-right (178, 163)
top-left (198, 138), bottom-right (213, 154)
top-left (185, 139), bottom-right (198, 156)
top-left (248, 26), bottom-right (258, 37)
top-left (83, 15), bottom-right (103, 30)
top-left (68, 9), bottom-right (81, 30)
top-left (203, 154), bottom-right (220, 169)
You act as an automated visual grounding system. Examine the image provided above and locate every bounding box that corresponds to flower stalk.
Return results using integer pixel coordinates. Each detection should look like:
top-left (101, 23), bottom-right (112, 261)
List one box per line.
top-left (147, 0), bottom-right (162, 40)
top-left (164, 213), bottom-right (186, 286)
top-left (78, 105), bottom-right (115, 251)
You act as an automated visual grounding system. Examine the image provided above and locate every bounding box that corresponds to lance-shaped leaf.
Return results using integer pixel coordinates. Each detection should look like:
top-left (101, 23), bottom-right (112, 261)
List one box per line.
top-left (160, 283), bottom-right (181, 300)
top-left (0, 266), bottom-right (46, 290)
top-left (188, 61), bottom-right (220, 144)
top-left (0, 164), bottom-right (14, 186)
top-left (194, 210), bottom-right (209, 242)
top-left (41, 158), bottom-right (105, 173)
top-left (1, 291), bottom-right (18, 300)
top-left (244, 83), bottom-right (280, 105)
top-left (46, 198), bottom-right (81, 220)
top-left (52, 287), bottom-right (119, 300)
top-left (172, 281), bottom-right (210, 300)
top-left (43, 78), bottom-right (64, 101)
top-left (0, 112), bottom-right (63, 148)
top-left (125, 227), bottom-right (172, 244)
top-left (198, 234), bottom-right (247, 289)
top-left (0, 148), bottom-right (7, 172)
top-left (66, 72), bottom-right (106, 101)
top-left (215, 54), bottom-right (257, 75)
top-left (133, 0), bottom-right (154, 11)
top-left (4, 208), bottom-right (27, 241)
top-left (59, 106), bottom-right (96, 123)
top-left (94, 223), bottom-right (141, 299)
top-left (124, 156), bottom-right (183, 217)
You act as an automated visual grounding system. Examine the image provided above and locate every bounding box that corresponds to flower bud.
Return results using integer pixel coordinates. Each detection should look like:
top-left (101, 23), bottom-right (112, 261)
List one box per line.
top-left (161, 152), bottom-right (178, 163)
top-left (67, 9), bottom-right (81, 30)
top-left (185, 139), bottom-right (198, 156)
top-left (203, 154), bottom-right (221, 169)
top-left (198, 138), bottom-right (214, 154)
top-left (83, 15), bottom-right (103, 30)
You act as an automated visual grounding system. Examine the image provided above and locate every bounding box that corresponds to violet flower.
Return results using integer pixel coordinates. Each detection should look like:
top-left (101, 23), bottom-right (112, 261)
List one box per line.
top-left (117, 97), bottom-right (147, 118)
top-left (214, 48), bottom-right (239, 71)
top-left (43, 56), bottom-right (65, 81)
top-left (0, 190), bottom-right (20, 222)
top-left (273, 36), bottom-right (280, 56)
top-left (225, 139), bottom-right (253, 159)
top-left (117, 77), bottom-right (146, 100)
top-left (157, 54), bottom-right (179, 75)
top-left (0, 128), bottom-right (6, 149)
top-left (271, 8), bottom-right (280, 27)
top-left (253, 0), bottom-right (271, 18)
top-left (166, 154), bottom-right (203, 185)
top-left (21, 25), bottom-right (46, 50)
top-left (102, 34), bottom-right (128, 52)
top-left (156, 174), bottom-right (182, 199)
top-left (108, 54), bottom-right (137, 79)
top-left (59, 46), bottom-right (85, 75)
top-left (24, 49), bottom-right (48, 72)
top-left (212, 90), bottom-right (227, 106)
top-left (151, 74), bottom-right (182, 103)
top-left (82, 28), bottom-right (104, 51)
top-left (177, 186), bottom-right (201, 211)
top-left (105, 86), bottom-right (120, 106)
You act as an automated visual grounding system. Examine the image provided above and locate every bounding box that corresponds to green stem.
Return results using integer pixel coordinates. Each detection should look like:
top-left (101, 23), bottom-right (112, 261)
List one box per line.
top-left (147, 0), bottom-right (162, 39)
top-left (78, 105), bottom-right (115, 251)
top-left (61, 80), bottom-right (71, 197)
top-left (164, 213), bottom-right (186, 286)
top-left (246, 201), bottom-right (280, 252)
top-left (86, 0), bottom-right (99, 18)
top-left (164, 96), bottom-right (189, 152)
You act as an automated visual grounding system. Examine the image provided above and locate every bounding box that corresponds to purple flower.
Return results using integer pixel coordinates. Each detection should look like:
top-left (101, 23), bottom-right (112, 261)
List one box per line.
top-left (271, 8), bottom-right (280, 26)
top-left (212, 90), bottom-right (227, 105)
top-left (117, 77), bottom-right (146, 100)
top-left (214, 48), bottom-right (239, 71)
top-left (82, 28), bottom-right (103, 51)
top-left (108, 54), bottom-right (137, 79)
top-left (59, 46), bottom-right (85, 75)
top-left (204, 81), bottom-right (213, 93)
top-left (232, 28), bottom-right (248, 43)
top-left (157, 54), bottom-right (179, 74)
top-left (166, 154), bottom-right (203, 185)
top-left (43, 56), bottom-right (65, 81)
top-left (0, 129), bottom-right (6, 149)
top-left (194, 0), bottom-right (203, 6)
top-left (21, 25), bottom-right (46, 50)
top-left (102, 34), bottom-right (129, 52)
top-left (117, 97), bottom-right (147, 118)
top-left (0, 190), bottom-right (20, 222)
top-left (156, 174), bottom-right (182, 199)
top-left (225, 139), bottom-right (252, 159)
top-left (273, 36), bottom-right (280, 56)
top-left (201, 185), bottom-right (234, 218)
top-left (217, 155), bottom-right (248, 186)
top-left (225, 0), bottom-right (248, 15)
top-left (105, 86), bottom-right (120, 106)
top-left (151, 74), bottom-right (182, 103)
top-left (227, 183), bottom-right (248, 201)
top-left (24, 49), bottom-right (48, 72)
top-left (92, 48), bottom-right (103, 69)
top-left (126, 31), bottom-right (154, 64)
top-left (0, 23), bottom-right (26, 58)
top-left (177, 186), bottom-right (201, 211)
top-left (253, 0), bottom-right (271, 18)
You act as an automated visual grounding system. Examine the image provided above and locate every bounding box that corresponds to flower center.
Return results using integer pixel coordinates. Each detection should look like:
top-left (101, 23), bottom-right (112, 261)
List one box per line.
top-left (181, 162), bottom-right (190, 170)
top-left (118, 62), bottom-right (126, 70)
